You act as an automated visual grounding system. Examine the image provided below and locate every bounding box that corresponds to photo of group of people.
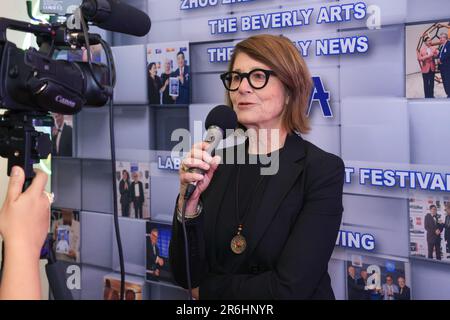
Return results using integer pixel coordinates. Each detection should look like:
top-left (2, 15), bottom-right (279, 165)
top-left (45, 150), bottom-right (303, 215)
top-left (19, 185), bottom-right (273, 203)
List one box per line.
top-left (346, 254), bottom-right (410, 300)
top-left (146, 222), bottom-right (173, 283)
top-left (103, 274), bottom-right (144, 300)
top-left (409, 196), bottom-right (450, 263)
top-left (406, 21), bottom-right (450, 98)
top-left (146, 41), bottom-right (190, 105)
top-left (116, 162), bottom-right (151, 219)
top-left (51, 208), bottom-right (81, 263)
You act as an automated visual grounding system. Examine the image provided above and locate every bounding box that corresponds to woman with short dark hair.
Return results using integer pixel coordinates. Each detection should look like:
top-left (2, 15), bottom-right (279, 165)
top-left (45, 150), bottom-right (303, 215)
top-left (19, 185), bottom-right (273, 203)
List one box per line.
top-left (170, 34), bottom-right (345, 300)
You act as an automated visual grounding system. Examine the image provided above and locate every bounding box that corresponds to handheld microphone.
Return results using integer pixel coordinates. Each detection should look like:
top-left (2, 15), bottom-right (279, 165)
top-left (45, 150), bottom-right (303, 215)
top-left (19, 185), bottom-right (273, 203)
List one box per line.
top-left (81, 0), bottom-right (151, 37)
top-left (184, 105), bottom-right (238, 200)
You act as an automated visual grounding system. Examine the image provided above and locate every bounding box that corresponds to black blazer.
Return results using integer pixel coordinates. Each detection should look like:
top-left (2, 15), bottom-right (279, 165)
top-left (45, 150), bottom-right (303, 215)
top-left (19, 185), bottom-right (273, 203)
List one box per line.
top-left (169, 133), bottom-right (345, 299)
top-left (119, 179), bottom-right (131, 205)
top-left (130, 181), bottom-right (144, 203)
top-left (425, 213), bottom-right (443, 243)
top-left (52, 124), bottom-right (73, 157)
top-left (394, 286), bottom-right (411, 300)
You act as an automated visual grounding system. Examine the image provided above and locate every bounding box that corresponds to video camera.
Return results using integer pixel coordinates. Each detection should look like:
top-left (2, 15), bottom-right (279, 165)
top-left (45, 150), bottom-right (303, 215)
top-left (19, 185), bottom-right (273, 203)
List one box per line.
top-left (0, 0), bottom-right (151, 179)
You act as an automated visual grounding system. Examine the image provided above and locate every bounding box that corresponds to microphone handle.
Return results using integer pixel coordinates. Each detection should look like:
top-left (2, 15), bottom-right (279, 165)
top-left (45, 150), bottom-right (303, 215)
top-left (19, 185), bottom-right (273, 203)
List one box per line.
top-left (184, 126), bottom-right (224, 200)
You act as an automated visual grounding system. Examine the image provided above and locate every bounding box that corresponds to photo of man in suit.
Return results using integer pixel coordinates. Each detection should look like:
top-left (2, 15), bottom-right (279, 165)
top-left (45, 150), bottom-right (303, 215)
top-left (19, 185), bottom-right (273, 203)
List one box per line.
top-left (148, 228), bottom-right (164, 278)
top-left (444, 203), bottom-right (450, 259)
top-left (438, 32), bottom-right (450, 98)
top-left (52, 113), bottom-right (73, 157)
top-left (356, 270), bottom-right (371, 300)
top-left (347, 266), bottom-right (365, 300)
top-left (130, 171), bottom-right (144, 219)
top-left (394, 276), bottom-right (411, 300)
top-left (171, 51), bottom-right (190, 104)
top-left (425, 204), bottom-right (444, 260)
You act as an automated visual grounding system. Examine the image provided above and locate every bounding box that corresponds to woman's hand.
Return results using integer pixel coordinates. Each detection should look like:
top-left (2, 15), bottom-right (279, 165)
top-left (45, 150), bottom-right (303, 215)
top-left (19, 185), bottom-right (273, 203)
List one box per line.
top-left (0, 166), bottom-right (50, 300)
top-left (0, 166), bottom-right (50, 259)
top-left (178, 142), bottom-right (221, 215)
top-left (191, 287), bottom-right (199, 300)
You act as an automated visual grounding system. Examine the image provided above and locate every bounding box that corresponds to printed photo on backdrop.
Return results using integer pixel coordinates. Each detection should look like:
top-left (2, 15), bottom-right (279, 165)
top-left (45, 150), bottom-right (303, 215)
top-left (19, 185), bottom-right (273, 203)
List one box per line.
top-left (146, 41), bottom-right (190, 105)
top-left (146, 221), bottom-right (173, 283)
top-left (406, 21), bottom-right (450, 98)
top-left (51, 113), bottom-right (73, 157)
top-left (116, 161), bottom-right (151, 219)
top-left (103, 274), bottom-right (144, 300)
top-left (346, 254), bottom-right (410, 300)
top-left (51, 208), bottom-right (80, 263)
top-left (409, 196), bottom-right (450, 263)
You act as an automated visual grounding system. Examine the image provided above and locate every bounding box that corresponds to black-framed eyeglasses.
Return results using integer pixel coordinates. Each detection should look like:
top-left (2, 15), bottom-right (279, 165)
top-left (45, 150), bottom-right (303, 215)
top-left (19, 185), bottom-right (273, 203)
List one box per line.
top-left (220, 69), bottom-right (276, 91)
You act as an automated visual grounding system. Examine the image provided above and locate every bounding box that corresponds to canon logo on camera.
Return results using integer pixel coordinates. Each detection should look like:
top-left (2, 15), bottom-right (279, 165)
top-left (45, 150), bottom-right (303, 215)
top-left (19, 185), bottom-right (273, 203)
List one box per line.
top-left (55, 95), bottom-right (76, 108)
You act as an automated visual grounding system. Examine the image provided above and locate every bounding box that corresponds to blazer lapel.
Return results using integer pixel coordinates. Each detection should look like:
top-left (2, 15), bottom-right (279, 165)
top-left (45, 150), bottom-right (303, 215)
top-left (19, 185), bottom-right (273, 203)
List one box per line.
top-left (202, 134), bottom-right (307, 271)
top-left (240, 133), bottom-right (306, 262)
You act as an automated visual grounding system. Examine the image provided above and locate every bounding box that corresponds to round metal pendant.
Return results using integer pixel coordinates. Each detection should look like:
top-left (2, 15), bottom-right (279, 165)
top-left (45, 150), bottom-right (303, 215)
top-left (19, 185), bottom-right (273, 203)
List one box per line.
top-left (230, 234), bottom-right (247, 254)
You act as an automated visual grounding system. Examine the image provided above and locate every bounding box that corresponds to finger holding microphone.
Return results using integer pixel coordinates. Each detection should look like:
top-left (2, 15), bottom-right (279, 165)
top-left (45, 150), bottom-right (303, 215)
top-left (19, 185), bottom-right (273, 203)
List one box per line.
top-left (177, 105), bottom-right (238, 219)
top-left (178, 142), bottom-right (221, 216)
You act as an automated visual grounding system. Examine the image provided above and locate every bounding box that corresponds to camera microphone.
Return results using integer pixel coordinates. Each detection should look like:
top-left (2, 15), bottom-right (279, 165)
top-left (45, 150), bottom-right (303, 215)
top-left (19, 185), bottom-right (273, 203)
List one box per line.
top-left (81, 0), bottom-right (151, 37)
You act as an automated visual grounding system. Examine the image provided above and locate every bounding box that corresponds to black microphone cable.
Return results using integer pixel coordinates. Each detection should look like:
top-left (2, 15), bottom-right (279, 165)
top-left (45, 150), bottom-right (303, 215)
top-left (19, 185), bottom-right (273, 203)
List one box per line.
top-left (181, 189), bottom-right (194, 300)
top-left (101, 39), bottom-right (126, 301)
top-left (80, 14), bottom-right (125, 300)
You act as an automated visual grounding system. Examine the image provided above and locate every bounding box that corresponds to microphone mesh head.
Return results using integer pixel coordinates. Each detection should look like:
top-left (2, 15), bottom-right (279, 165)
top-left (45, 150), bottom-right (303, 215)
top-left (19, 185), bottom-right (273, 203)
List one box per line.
top-left (205, 105), bottom-right (238, 136)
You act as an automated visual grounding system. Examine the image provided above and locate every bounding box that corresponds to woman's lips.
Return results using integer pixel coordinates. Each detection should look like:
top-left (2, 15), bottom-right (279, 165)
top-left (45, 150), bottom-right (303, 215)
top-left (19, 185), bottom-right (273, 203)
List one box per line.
top-left (237, 102), bottom-right (255, 108)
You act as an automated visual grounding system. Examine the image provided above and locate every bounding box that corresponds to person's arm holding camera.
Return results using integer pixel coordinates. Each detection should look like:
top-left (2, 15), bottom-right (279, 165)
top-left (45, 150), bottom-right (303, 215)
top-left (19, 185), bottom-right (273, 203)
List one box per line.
top-left (0, 166), bottom-right (50, 300)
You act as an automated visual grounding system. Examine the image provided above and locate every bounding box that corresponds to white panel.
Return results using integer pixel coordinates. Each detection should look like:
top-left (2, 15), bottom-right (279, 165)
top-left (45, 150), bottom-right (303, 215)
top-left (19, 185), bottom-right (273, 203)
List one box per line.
top-left (341, 97), bottom-right (409, 163)
top-left (407, 0), bottom-right (450, 24)
top-left (340, 26), bottom-right (405, 98)
top-left (113, 106), bottom-right (150, 150)
top-left (342, 194), bottom-right (409, 257)
top-left (409, 100), bottom-right (450, 166)
top-left (150, 162), bottom-right (180, 224)
top-left (52, 158), bottom-right (82, 210)
top-left (112, 45), bottom-right (148, 105)
top-left (302, 125), bottom-right (341, 157)
top-left (411, 259), bottom-right (450, 299)
top-left (328, 258), bottom-right (346, 300)
top-left (112, 217), bottom-right (147, 276)
top-left (81, 211), bottom-right (113, 268)
top-left (76, 108), bottom-right (111, 159)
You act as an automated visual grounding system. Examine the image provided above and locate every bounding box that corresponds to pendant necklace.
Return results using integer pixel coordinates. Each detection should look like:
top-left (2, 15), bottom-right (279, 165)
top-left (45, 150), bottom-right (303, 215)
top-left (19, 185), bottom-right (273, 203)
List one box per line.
top-left (231, 164), bottom-right (265, 255)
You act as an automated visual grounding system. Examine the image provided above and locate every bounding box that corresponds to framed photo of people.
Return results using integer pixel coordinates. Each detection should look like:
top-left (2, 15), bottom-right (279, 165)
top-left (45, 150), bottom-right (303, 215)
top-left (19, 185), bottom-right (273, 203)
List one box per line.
top-left (103, 273), bottom-right (145, 300)
top-left (406, 21), bottom-right (450, 98)
top-left (409, 195), bottom-right (450, 263)
top-left (145, 221), bottom-right (173, 284)
top-left (51, 113), bottom-right (74, 158)
top-left (146, 41), bottom-right (190, 105)
top-left (345, 254), bottom-right (411, 300)
top-left (50, 207), bottom-right (81, 263)
top-left (115, 161), bottom-right (151, 219)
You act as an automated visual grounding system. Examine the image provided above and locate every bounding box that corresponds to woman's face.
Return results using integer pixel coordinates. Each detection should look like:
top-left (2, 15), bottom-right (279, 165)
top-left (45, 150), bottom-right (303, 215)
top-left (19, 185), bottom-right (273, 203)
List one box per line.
top-left (229, 53), bottom-right (287, 130)
top-left (150, 64), bottom-right (157, 76)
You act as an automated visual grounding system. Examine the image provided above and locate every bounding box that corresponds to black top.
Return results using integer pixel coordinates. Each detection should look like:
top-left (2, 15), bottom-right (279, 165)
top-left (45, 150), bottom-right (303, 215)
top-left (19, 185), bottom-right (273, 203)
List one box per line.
top-left (169, 133), bottom-right (345, 299)
top-left (148, 75), bottom-right (162, 104)
top-left (215, 151), bottom-right (274, 269)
